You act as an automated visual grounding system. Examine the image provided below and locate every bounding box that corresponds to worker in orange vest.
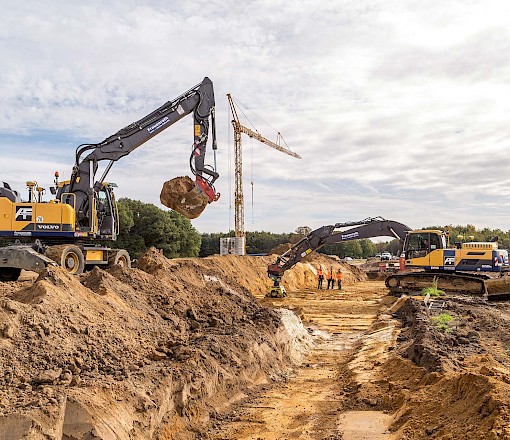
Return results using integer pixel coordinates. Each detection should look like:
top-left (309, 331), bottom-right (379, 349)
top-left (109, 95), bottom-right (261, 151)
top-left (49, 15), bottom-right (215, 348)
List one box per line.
top-left (317, 266), bottom-right (324, 289)
top-left (326, 266), bottom-right (335, 289)
top-left (336, 269), bottom-right (343, 290)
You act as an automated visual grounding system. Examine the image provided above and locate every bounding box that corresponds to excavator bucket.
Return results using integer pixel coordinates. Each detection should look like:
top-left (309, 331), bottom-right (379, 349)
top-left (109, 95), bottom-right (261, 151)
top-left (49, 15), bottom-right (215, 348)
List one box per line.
top-left (484, 276), bottom-right (510, 301)
top-left (160, 176), bottom-right (210, 219)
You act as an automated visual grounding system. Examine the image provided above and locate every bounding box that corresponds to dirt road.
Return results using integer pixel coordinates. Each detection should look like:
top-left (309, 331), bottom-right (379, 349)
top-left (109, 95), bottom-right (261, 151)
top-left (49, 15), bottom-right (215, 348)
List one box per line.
top-left (206, 281), bottom-right (399, 439)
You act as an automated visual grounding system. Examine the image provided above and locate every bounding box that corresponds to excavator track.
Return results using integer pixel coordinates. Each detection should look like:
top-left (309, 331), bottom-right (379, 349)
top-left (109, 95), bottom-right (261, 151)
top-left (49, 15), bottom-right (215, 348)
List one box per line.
top-left (385, 272), bottom-right (510, 301)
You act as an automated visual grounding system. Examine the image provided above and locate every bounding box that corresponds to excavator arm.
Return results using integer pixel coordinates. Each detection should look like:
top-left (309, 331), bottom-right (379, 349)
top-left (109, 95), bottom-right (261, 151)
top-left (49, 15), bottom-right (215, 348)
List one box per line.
top-left (65, 77), bottom-right (218, 227)
top-left (268, 217), bottom-right (410, 281)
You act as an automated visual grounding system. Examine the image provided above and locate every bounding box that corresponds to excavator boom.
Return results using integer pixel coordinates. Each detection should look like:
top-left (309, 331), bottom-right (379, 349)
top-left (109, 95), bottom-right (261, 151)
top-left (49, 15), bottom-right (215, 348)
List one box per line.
top-left (268, 217), bottom-right (410, 281)
top-left (267, 217), bottom-right (410, 297)
top-left (67, 77), bottom-right (219, 224)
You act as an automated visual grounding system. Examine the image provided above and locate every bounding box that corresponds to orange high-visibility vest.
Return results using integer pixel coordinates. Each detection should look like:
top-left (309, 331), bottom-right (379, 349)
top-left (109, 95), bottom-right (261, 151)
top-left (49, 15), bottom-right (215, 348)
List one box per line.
top-left (317, 269), bottom-right (323, 276)
top-left (336, 272), bottom-right (343, 280)
top-left (327, 270), bottom-right (334, 279)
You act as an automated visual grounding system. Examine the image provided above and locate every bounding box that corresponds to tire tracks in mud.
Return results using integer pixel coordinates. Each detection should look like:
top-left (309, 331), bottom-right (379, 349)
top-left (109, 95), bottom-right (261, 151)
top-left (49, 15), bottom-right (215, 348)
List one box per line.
top-left (206, 282), bottom-right (400, 440)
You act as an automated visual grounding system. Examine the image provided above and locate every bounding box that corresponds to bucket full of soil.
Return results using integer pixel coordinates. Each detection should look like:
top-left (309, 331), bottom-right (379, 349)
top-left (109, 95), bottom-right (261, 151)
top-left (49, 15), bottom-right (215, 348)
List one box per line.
top-left (160, 176), bottom-right (210, 219)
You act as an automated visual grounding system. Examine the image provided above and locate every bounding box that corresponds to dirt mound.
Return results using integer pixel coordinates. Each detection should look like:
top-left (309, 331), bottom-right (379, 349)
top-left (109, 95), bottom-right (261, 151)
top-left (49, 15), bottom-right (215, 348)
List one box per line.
top-left (374, 297), bottom-right (510, 439)
top-left (0, 249), bottom-right (318, 439)
top-left (280, 253), bottom-right (367, 290)
top-left (268, 243), bottom-right (292, 255)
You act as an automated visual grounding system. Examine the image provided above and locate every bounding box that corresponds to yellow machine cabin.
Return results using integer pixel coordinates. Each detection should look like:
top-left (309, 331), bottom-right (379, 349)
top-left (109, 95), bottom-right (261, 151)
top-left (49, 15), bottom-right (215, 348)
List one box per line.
top-left (0, 180), bottom-right (129, 280)
top-left (403, 230), bottom-right (509, 273)
top-left (0, 182), bottom-right (76, 237)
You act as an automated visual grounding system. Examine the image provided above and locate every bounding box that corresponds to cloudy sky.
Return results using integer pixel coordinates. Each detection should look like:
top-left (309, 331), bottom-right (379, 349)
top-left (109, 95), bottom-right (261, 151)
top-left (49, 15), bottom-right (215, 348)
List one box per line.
top-left (1, 0), bottom-right (510, 234)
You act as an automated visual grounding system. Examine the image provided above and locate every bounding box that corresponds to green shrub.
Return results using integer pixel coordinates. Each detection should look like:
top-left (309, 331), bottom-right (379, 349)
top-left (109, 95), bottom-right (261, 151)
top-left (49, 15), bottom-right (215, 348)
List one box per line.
top-left (421, 277), bottom-right (445, 297)
top-left (431, 313), bottom-right (453, 332)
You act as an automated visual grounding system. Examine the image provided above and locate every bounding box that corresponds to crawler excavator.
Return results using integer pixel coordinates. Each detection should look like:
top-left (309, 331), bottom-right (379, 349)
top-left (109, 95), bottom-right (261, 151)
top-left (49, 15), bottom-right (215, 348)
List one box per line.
top-left (0, 77), bottom-right (220, 281)
top-left (267, 217), bottom-right (510, 300)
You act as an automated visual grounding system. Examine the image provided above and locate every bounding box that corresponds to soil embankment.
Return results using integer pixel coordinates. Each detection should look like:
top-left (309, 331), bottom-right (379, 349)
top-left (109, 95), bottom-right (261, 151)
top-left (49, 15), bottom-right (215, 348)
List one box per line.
top-left (1, 250), bottom-right (510, 439)
top-left (0, 249), bottom-right (343, 439)
top-left (203, 282), bottom-right (510, 439)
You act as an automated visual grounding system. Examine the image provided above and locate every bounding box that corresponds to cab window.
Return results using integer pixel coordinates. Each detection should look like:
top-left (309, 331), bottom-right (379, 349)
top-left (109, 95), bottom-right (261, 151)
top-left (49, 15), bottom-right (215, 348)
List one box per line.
top-left (98, 188), bottom-right (111, 215)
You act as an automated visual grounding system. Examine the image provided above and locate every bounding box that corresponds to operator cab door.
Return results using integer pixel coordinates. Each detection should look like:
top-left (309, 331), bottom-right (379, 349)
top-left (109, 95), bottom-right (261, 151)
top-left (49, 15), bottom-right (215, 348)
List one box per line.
top-left (405, 232), bottom-right (442, 268)
top-left (97, 186), bottom-right (117, 239)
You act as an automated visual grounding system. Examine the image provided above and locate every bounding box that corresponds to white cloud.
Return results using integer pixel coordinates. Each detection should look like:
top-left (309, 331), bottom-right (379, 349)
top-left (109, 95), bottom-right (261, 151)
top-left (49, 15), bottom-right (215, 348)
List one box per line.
top-left (1, 0), bottom-right (510, 235)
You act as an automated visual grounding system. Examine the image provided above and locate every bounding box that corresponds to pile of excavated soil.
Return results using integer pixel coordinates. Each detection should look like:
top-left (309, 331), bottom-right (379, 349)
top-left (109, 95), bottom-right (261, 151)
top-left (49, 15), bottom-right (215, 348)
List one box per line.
top-left (0, 249), bottom-right (316, 439)
top-left (374, 297), bottom-right (510, 439)
top-left (277, 252), bottom-right (367, 290)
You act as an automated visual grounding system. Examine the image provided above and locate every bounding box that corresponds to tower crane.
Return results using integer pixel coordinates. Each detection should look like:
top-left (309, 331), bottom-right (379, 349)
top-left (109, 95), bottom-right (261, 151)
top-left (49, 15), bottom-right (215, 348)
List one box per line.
top-left (227, 94), bottom-right (301, 249)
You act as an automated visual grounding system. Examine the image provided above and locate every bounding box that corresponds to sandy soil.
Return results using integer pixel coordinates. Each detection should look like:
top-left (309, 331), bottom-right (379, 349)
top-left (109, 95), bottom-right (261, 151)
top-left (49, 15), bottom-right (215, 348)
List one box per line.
top-left (0, 251), bottom-right (509, 439)
top-left (204, 282), bottom-right (399, 439)
top-left (204, 282), bottom-right (510, 439)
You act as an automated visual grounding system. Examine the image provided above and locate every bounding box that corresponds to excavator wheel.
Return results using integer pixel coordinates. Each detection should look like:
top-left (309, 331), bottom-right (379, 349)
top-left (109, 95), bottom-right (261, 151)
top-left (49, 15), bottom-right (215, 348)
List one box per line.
top-left (385, 275), bottom-right (400, 289)
top-left (160, 176), bottom-right (210, 219)
top-left (108, 249), bottom-right (131, 269)
top-left (45, 245), bottom-right (85, 275)
top-left (0, 267), bottom-right (21, 282)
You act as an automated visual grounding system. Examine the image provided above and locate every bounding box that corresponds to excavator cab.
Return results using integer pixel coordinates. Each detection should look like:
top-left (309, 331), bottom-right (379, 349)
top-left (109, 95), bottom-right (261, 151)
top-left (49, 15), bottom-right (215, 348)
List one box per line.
top-left (403, 230), bottom-right (446, 268)
top-left (97, 184), bottom-right (117, 239)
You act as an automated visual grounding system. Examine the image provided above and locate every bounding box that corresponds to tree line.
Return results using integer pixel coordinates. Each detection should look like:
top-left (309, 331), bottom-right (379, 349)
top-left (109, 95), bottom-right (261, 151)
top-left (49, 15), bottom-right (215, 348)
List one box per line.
top-left (111, 199), bottom-right (510, 260)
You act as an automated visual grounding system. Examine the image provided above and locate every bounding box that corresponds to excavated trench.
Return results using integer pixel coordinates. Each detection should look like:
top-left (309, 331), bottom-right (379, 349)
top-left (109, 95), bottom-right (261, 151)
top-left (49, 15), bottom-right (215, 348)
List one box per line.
top-left (204, 282), bottom-right (399, 439)
top-left (0, 252), bottom-right (509, 439)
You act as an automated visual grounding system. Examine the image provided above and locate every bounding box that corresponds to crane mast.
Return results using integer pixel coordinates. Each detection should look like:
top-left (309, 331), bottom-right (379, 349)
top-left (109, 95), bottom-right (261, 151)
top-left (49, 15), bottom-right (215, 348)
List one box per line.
top-left (227, 94), bottom-right (301, 246)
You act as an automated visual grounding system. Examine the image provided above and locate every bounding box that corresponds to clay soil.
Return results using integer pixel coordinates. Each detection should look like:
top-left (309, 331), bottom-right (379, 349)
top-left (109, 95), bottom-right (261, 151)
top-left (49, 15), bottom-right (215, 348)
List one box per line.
top-left (0, 251), bottom-right (509, 439)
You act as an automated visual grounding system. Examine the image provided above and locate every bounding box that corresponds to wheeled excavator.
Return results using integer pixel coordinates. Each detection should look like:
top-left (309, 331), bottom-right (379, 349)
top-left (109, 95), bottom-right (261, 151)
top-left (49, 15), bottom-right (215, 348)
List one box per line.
top-left (267, 217), bottom-right (510, 300)
top-left (0, 77), bottom-right (219, 281)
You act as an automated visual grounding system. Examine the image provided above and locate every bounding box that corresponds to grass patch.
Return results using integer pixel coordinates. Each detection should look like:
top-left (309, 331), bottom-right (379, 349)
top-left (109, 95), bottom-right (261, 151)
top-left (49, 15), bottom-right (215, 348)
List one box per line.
top-left (431, 313), bottom-right (453, 332)
top-left (421, 276), bottom-right (445, 297)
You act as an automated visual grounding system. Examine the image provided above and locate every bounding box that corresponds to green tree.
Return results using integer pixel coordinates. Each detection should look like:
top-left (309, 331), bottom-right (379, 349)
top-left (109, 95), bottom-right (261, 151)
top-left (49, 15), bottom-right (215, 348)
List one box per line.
top-left (360, 239), bottom-right (377, 258)
top-left (199, 232), bottom-right (224, 257)
top-left (114, 198), bottom-right (201, 259)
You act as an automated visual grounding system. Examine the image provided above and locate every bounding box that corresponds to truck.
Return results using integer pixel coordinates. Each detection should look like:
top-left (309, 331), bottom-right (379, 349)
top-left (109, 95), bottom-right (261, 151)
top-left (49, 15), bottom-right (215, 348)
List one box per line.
top-left (0, 77), bottom-right (219, 280)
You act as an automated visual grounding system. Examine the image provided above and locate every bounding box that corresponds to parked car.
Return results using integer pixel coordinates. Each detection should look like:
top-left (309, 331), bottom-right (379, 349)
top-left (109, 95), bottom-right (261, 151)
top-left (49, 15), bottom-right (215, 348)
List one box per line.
top-left (380, 252), bottom-right (392, 260)
top-left (344, 256), bottom-right (353, 261)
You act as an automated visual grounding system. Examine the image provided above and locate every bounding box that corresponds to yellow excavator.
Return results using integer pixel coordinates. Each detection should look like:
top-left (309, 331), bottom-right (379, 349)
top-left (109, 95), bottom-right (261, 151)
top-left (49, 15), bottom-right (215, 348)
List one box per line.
top-left (0, 77), bottom-right (220, 280)
top-left (267, 217), bottom-right (510, 300)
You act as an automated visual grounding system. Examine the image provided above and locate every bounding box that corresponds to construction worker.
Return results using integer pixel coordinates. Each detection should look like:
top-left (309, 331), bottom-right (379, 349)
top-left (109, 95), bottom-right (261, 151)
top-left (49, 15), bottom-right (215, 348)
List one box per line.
top-left (317, 266), bottom-right (324, 289)
top-left (336, 269), bottom-right (343, 290)
top-left (326, 266), bottom-right (335, 289)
